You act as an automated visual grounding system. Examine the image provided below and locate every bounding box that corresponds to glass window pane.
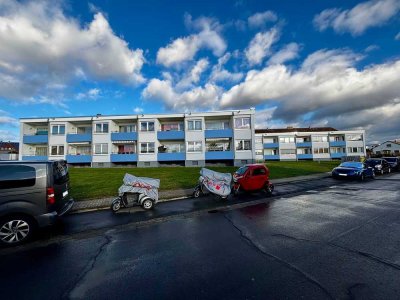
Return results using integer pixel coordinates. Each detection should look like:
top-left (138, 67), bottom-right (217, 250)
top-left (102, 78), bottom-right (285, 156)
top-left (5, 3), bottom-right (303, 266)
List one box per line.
top-left (59, 126), bottom-right (65, 134)
top-left (141, 122), bottom-right (147, 131)
top-left (51, 146), bottom-right (57, 155)
top-left (141, 143), bottom-right (147, 153)
top-left (59, 146), bottom-right (64, 155)
top-left (148, 122), bottom-right (154, 131)
top-left (149, 143), bottom-right (155, 153)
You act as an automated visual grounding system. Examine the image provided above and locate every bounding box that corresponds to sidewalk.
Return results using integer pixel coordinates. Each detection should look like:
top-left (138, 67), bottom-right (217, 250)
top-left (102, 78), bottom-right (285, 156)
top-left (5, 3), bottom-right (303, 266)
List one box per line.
top-left (71, 172), bottom-right (331, 212)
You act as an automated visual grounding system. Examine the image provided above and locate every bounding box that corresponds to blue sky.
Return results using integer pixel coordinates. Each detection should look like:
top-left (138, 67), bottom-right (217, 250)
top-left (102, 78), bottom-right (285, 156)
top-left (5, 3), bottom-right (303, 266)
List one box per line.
top-left (0, 0), bottom-right (400, 143)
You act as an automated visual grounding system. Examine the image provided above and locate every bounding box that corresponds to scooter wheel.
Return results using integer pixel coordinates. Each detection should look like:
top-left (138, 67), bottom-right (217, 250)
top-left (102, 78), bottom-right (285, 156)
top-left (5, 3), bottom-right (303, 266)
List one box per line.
top-left (111, 199), bottom-right (122, 213)
top-left (142, 198), bottom-right (154, 210)
top-left (193, 187), bottom-right (201, 198)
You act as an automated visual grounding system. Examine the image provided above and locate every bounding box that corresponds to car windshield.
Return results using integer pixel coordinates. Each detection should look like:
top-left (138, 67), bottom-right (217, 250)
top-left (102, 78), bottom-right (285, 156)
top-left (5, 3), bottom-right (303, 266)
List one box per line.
top-left (383, 158), bottom-right (396, 162)
top-left (366, 159), bottom-right (381, 165)
top-left (236, 166), bottom-right (249, 175)
top-left (339, 162), bottom-right (363, 168)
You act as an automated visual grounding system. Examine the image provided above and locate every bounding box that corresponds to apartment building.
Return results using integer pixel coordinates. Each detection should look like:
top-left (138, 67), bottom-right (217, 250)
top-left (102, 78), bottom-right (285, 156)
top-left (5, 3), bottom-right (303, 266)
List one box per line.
top-left (19, 109), bottom-right (255, 167)
top-left (255, 127), bottom-right (366, 161)
top-left (371, 141), bottom-right (400, 156)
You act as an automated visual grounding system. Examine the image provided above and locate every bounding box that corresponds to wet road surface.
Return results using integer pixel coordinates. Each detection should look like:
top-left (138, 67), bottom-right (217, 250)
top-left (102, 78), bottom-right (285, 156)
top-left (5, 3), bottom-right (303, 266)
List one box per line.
top-left (1, 173), bottom-right (400, 299)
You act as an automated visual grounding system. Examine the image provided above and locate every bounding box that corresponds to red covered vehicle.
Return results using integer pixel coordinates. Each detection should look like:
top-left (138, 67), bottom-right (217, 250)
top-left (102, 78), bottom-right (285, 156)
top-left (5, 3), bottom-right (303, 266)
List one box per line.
top-left (232, 164), bottom-right (274, 196)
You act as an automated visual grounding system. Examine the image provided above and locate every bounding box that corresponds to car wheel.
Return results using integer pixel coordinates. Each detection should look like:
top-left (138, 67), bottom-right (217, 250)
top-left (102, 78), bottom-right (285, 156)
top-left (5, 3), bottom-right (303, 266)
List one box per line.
top-left (380, 169), bottom-right (384, 175)
top-left (264, 183), bottom-right (274, 195)
top-left (142, 198), bottom-right (154, 210)
top-left (388, 168), bottom-right (391, 174)
top-left (0, 215), bottom-right (36, 246)
top-left (371, 171), bottom-right (375, 179)
top-left (359, 173), bottom-right (365, 181)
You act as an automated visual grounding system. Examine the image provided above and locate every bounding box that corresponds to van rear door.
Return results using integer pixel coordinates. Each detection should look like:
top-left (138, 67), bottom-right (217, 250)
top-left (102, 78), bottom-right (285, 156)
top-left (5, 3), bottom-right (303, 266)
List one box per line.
top-left (51, 161), bottom-right (70, 213)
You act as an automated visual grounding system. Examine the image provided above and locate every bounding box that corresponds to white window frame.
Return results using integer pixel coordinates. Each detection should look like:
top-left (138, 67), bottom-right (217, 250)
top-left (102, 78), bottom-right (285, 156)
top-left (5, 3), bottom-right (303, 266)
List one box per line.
top-left (119, 124), bottom-right (137, 133)
top-left (140, 121), bottom-right (155, 132)
top-left (234, 117), bottom-right (251, 129)
top-left (235, 139), bottom-right (252, 151)
top-left (94, 123), bottom-right (109, 134)
top-left (187, 141), bottom-right (203, 152)
top-left (94, 143), bottom-right (108, 155)
top-left (140, 142), bottom-right (155, 154)
top-left (50, 145), bottom-right (64, 156)
top-left (187, 120), bottom-right (202, 131)
top-left (51, 124), bottom-right (65, 135)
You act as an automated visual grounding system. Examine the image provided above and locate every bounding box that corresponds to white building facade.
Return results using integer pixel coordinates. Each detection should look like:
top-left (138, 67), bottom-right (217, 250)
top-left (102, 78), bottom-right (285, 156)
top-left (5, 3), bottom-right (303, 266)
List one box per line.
top-left (371, 141), bottom-right (400, 156)
top-left (255, 127), bottom-right (366, 161)
top-left (19, 109), bottom-right (255, 167)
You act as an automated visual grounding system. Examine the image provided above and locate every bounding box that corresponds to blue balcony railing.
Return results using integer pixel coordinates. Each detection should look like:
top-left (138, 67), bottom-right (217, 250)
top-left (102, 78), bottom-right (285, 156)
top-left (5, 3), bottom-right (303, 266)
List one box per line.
top-left (158, 152), bottom-right (186, 161)
top-left (331, 152), bottom-right (345, 159)
top-left (296, 142), bottom-right (312, 147)
top-left (110, 153), bottom-right (137, 162)
top-left (264, 143), bottom-right (279, 148)
top-left (205, 151), bottom-right (234, 160)
top-left (157, 131), bottom-right (185, 140)
top-left (66, 154), bottom-right (92, 163)
top-left (264, 155), bottom-right (280, 160)
top-left (23, 135), bottom-right (48, 144)
top-left (22, 155), bottom-right (48, 161)
top-left (330, 141), bottom-right (346, 147)
top-left (297, 154), bottom-right (313, 159)
top-left (204, 129), bottom-right (233, 139)
top-left (111, 132), bottom-right (138, 141)
top-left (67, 134), bottom-right (92, 143)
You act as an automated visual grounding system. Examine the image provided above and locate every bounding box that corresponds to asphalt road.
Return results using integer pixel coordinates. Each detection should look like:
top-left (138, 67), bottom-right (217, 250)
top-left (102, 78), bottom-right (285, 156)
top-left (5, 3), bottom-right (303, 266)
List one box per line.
top-left (1, 173), bottom-right (400, 299)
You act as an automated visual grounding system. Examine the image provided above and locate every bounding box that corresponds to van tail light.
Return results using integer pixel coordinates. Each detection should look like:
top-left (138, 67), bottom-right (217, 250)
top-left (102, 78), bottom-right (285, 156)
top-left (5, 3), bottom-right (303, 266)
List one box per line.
top-left (47, 187), bottom-right (55, 205)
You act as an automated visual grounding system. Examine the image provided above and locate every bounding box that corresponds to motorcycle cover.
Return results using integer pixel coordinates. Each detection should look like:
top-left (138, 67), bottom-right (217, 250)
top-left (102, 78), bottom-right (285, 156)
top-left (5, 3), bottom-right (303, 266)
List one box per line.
top-left (200, 168), bottom-right (232, 197)
top-left (118, 173), bottom-right (160, 201)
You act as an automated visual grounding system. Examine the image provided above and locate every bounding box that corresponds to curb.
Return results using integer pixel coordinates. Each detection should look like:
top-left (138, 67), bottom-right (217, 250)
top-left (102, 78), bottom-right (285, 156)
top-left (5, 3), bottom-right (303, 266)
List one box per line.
top-left (70, 172), bottom-right (331, 213)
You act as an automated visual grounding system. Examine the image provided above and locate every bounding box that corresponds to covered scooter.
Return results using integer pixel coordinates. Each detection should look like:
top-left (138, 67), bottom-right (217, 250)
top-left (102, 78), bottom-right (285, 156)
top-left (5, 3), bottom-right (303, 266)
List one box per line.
top-left (193, 168), bottom-right (232, 200)
top-left (111, 173), bottom-right (160, 212)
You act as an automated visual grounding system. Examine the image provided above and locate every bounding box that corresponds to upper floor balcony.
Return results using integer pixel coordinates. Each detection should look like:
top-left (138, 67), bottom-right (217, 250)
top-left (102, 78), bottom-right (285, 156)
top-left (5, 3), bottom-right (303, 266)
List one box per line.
top-left (23, 135), bottom-right (48, 144)
top-left (157, 130), bottom-right (185, 140)
top-left (329, 141), bottom-right (346, 147)
top-left (22, 155), bottom-right (48, 161)
top-left (264, 142), bottom-right (279, 148)
top-left (205, 150), bottom-right (234, 160)
top-left (110, 153), bottom-right (138, 162)
top-left (111, 132), bottom-right (138, 141)
top-left (296, 142), bottom-right (312, 147)
top-left (67, 133), bottom-right (92, 143)
top-left (204, 129), bottom-right (233, 139)
top-left (66, 154), bottom-right (92, 164)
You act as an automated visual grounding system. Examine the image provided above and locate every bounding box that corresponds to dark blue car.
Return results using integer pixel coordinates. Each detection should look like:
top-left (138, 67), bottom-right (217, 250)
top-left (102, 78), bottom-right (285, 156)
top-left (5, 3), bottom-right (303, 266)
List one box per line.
top-left (332, 161), bottom-right (375, 181)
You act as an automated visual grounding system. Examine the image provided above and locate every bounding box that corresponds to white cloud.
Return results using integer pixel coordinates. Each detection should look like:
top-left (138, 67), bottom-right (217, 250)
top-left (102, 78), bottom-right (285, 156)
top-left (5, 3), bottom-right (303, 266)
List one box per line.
top-left (0, 116), bottom-right (18, 126)
top-left (0, 0), bottom-right (145, 102)
top-left (248, 11), bottom-right (278, 28)
top-left (365, 44), bottom-right (380, 52)
top-left (313, 0), bottom-right (400, 36)
top-left (176, 58), bottom-right (209, 89)
top-left (395, 32), bottom-right (400, 40)
top-left (0, 130), bottom-right (18, 142)
top-left (245, 27), bottom-right (280, 66)
top-left (76, 88), bottom-right (101, 100)
top-left (133, 107), bottom-right (143, 113)
top-left (268, 43), bottom-right (300, 65)
top-left (156, 15), bottom-right (226, 67)
top-left (209, 53), bottom-right (243, 83)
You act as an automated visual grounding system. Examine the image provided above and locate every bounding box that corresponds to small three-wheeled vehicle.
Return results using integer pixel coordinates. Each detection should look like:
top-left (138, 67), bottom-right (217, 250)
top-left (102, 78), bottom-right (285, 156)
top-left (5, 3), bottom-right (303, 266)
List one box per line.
top-left (111, 173), bottom-right (160, 212)
top-left (232, 164), bottom-right (274, 196)
top-left (193, 168), bottom-right (232, 200)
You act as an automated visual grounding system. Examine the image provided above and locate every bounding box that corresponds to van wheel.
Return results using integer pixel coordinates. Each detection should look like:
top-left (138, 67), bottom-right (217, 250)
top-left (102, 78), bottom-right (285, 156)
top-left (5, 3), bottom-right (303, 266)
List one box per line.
top-left (0, 215), bottom-right (35, 246)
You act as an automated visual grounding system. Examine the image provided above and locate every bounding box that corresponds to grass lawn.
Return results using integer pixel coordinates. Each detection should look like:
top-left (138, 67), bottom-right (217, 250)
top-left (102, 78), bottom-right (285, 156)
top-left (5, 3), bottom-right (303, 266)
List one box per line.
top-left (69, 160), bottom-right (338, 201)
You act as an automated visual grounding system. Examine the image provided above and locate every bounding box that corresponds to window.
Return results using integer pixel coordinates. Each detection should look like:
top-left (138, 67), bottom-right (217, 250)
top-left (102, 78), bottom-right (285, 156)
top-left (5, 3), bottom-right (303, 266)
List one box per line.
top-left (264, 137), bottom-right (278, 143)
top-left (312, 136), bottom-right (328, 142)
top-left (161, 123), bottom-right (184, 131)
top-left (206, 138), bottom-right (231, 151)
top-left (234, 117), bottom-right (250, 129)
top-left (313, 148), bottom-right (329, 154)
top-left (264, 149), bottom-right (277, 155)
top-left (95, 123), bottom-right (109, 133)
top-left (35, 147), bottom-right (48, 156)
top-left (235, 140), bottom-right (251, 151)
top-left (187, 141), bottom-right (202, 152)
top-left (94, 143), bottom-right (108, 154)
top-left (253, 168), bottom-right (266, 176)
top-left (51, 145), bottom-right (64, 156)
top-left (330, 136), bottom-right (345, 141)
top-left (187, 120), bottom-right (202, 131)
top-left (140, 121), bottom-right (155, 132)
top-left (387, 144), bottom-right (392, 148)
top-left (347, 147), bottom-right (364, 153)
top-left (279, 137), bottom-right (295, 143)
top-left (51, 125), bottom-right (65, 135)
top-left (158, 143), bottom-right (184, 153)
top-left (77, 127), bottom-right (92, 134)
top-left (140, 142), bottom-right (155, 153)
top-left (74, 146), bottom-right (91, 155)
top-left (280, 149), bottom-right (296, 155)
top-left (0, 165), bottom-right (36, 189)
top-left (117, 144), bottom-right (136, 154)
top-left (119, 125), bottom-right (137, 132)
top-left (53, 161), bottom-right (68, 185)
top-left (347, 134), bottom-right (363, 141)
top-left (297, 148), bottom-right (311, 154)
top-left (330, 147), bottom-right (346, 153)
top-left (205, 121), bottom-right (230, 130)
top-left (255, 150), bottom-right (263, 155)
top-left (192, 161), bottom-right (199, 166)
top-left (36, 127), bottom-right (48, 135)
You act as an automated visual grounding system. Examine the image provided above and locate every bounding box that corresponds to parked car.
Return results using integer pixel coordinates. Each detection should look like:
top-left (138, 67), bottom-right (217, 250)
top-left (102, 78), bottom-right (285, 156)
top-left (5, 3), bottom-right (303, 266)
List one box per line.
top-left (364, 158), bottom-right (391, 175)
top-left (332, 161), bottom-right (375, 181)
top-left (382, 157), bottom-right (399, 171)
top-left (232, 164), bottom-right (274, 195)
top-left (0, 160), bottom-right (74, 246)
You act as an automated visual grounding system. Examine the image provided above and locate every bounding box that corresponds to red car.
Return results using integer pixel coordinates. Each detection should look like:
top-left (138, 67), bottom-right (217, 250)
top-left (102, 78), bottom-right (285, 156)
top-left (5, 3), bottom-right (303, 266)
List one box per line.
top-left (232, 164), bottom-right (274, 195)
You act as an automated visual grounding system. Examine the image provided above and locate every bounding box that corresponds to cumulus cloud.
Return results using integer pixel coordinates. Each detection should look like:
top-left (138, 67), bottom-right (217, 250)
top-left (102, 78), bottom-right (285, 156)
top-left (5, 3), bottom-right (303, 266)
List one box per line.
top-left (248, 11), bottom-right (278, 28)
top-left (395, 32), bottom-right (400, 40)
top-left (133, 107), bottom-right (143, 113)
top-left (245, 27), bottom-right (280, 66)
top-left (76, 88), bottom-right (101, 100)
top-left (0, 0), bottom-right (145, 102)
top-left (0, 115), bottom-right (18, 126)
top-left (156, 15), bottom-right (226, 67)
top-left (209, 53), bottom-right (243, 83)
top-left (313, 0), bottom-right (400, 36)
top-left (268, 43), bottom-right (300, 65)
top-left (220, 48), bottom-right (400, 141)
top-left (0, 130), bottom-right (18, 141)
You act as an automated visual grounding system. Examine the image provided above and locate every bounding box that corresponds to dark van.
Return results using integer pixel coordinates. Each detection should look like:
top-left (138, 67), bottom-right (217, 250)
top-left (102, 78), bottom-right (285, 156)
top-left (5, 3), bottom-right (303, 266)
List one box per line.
top-left (0, 160), bottom-right (74, 246)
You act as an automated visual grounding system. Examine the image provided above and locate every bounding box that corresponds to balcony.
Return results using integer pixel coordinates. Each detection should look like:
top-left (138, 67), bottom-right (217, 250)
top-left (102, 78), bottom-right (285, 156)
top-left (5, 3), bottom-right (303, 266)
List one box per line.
top-left (111, 132), bottom-right (138, 142)
top-left (264, 155), bottom-right (280, 160)
top-left (22, 155), bottom-right (48, 161)
top-left (66, 154), bottom-right (92, 164)
top-left (158, 152), bottom-right (185, 161)
top-left (205, 151), bottom-right (234, 160)
top-left (23, 135), bottom-right (48, 144)
top-left (110, 153), bottom-right (138, 162)
top-left (330, 141), bottom-right (346, 147)
top-left (297, 142), bottom-right (312, 147)
top-left (264, 143), bottom-right (279, 148)
top-left (297, 154), bottom-right (313, 159)
top-left (204, 129), bottom-right (233, 139)
top-left (331, 152), bottom-right (345, 159)
top-left (67, 134), bottom-right (92, 143)
top-left (157, 131), bottom-right (185, 140)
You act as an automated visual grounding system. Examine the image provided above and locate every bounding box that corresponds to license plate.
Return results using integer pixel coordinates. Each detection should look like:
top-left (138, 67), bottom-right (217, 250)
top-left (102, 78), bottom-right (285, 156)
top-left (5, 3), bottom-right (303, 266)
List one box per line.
top-left (63, 191), bottom-right (69, 197)
top-left (339, 173), bottom-right (347, 176)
